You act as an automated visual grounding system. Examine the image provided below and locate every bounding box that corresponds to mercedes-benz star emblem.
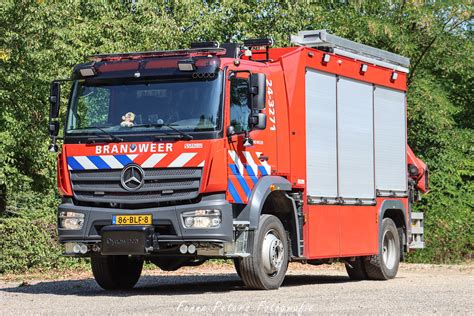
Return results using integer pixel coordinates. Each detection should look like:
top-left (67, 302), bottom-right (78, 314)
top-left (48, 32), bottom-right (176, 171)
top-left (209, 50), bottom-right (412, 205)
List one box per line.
top-left (120, 164), bottom-right (145, 191)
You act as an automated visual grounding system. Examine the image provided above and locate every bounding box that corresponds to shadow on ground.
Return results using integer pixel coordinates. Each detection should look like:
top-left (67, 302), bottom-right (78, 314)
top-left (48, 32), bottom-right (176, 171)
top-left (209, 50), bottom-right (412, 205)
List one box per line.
top-left (0, 274), bottom-right (351, 297)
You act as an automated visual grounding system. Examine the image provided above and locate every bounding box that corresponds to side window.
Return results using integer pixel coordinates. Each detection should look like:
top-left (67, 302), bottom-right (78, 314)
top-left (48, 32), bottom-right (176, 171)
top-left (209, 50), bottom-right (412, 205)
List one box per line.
top-left (230, 77), bottom-right (251, 133)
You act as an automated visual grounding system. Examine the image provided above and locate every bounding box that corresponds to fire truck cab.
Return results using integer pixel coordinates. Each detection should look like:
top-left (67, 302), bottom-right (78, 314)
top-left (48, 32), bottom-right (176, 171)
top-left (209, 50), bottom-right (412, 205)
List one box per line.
top-left (49, 30), bottom-right (428, 290)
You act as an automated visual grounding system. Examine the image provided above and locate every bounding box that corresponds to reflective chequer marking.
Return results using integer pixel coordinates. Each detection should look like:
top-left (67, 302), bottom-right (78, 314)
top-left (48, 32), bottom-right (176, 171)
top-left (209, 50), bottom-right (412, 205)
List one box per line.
top-left (141, 154), bottom-right (167, 168)
top-left (67, 153), bottom-right (204, 170)
top-left (227, 150), bottom-right (271, 204)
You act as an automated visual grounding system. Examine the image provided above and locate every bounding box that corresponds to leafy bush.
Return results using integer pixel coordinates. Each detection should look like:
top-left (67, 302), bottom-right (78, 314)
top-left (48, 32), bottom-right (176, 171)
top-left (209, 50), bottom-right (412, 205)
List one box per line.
top-left (0, 217), bottom-right (84, 273)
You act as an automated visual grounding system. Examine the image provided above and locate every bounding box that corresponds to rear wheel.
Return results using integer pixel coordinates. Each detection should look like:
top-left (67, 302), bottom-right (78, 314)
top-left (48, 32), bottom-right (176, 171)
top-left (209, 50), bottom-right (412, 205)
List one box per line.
top-left (345, 257), bottom-right (367, 280)
top-left (364, 218), bottom-right (400, 280)
top-left (91, 254), bottom-right (143, 290)
top-left (237, 215), bottom-right (289, 290)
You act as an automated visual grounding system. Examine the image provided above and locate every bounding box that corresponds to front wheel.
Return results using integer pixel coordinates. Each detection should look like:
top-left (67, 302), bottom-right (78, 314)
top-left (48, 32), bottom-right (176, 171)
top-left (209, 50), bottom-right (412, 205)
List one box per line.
top-left (364, 218), bottom-right (400, 280)
top-left (91, 254), bottom-right (143, 290)
top-left (237, 215), bottom-right (289, 290)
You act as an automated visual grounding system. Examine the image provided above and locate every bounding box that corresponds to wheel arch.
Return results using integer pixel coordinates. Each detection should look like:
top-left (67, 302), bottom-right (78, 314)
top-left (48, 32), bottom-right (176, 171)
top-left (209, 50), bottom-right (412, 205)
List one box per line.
top-left (378, 200), bottom-right (407, 257)
top-left (236, 176), bottom-right (301, 257)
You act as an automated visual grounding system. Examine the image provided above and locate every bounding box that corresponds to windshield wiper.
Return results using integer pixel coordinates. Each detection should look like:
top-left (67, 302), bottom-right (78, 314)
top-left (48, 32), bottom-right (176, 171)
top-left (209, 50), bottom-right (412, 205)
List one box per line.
top-left (86, 127), bottom-right (123, 143)
top-left (131, 123), bottom-right (193, 140)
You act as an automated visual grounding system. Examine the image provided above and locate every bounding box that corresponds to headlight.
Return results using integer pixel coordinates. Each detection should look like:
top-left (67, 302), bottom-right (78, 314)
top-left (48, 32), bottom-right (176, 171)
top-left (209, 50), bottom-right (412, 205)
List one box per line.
top-left (181, 209), bottom-right (221, 229)
top-left (59, 211), bottom-right (85, 230)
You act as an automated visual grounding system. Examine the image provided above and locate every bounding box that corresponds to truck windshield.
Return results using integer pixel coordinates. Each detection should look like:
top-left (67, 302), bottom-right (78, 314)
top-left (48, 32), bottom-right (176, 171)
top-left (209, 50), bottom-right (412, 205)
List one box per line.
top-left (66, 73), bottom-right (223, 136)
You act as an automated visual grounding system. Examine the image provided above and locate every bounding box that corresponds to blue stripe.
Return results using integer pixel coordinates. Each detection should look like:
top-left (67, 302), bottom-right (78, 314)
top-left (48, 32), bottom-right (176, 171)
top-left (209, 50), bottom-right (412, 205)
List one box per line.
top-left (88, 156), bottom-right (111, 169)
top-left (67, 157), bottom-right (84, 170)
top-left (229, 164), bottom-right (240, 175)
top-left (114, 155), bottom-right (132, 166)
top-left (228, 181), bottom-right (243, 204)
top-left (245, 165), bottom-right (259, 184)
top-left (245, 165), bottom-right (256, 176)
top-left (258, 166), bottom-right (268, 176)
top-left (235, 175), bottom-right (251, 197)
top-left (250, 176), bottom-right (259, 184)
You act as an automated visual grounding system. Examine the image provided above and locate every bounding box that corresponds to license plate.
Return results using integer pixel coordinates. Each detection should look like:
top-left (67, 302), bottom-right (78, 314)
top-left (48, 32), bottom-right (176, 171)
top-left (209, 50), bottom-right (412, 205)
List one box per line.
top-left (112, 215), bottom-right (152, 225)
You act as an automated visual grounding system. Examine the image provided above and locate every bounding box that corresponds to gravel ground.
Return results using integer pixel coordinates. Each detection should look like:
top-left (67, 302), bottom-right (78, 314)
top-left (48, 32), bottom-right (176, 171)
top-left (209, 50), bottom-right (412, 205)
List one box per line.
top-left (0, 263), bottom-right (472, 315)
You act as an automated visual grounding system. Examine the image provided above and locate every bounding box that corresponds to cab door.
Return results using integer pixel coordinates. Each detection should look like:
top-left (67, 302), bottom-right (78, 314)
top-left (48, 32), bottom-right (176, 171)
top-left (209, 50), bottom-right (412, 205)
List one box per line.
top-left (225, 69), bottom-right (277, 204)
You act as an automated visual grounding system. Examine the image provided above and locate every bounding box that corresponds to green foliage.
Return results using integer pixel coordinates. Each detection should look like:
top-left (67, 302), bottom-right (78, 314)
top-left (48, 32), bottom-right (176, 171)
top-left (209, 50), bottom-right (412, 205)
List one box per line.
top-left (0, 0), bottom-right (472, 272)
top-left (0, 217), bottom-right (86, 273)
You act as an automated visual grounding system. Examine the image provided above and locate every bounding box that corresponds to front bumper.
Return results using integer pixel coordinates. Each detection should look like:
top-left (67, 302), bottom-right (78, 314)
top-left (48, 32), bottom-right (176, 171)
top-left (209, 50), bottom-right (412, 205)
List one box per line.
top-left (58, 194), bottom-right (234, 248)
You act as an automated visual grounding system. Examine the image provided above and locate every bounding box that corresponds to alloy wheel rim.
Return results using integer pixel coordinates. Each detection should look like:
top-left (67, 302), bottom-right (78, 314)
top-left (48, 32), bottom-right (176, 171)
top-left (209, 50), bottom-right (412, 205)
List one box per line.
top-left (261, 229), bottom-right (284, 277)
top-left (382, 230), bottom-right (396, 270)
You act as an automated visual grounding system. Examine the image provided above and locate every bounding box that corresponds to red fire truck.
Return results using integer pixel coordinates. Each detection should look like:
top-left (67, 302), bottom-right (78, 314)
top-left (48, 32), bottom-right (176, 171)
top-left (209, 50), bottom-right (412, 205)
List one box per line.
top-left (48, 30), bottom-right (428, 290)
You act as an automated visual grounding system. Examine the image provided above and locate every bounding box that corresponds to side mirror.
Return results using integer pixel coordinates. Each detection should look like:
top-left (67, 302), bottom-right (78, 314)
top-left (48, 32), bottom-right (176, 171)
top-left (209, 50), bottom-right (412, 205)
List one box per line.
top-left (226, 125), bottom-right (236, 139)
top-left (48, 81), bottom-right (61, 153)
top-left (247, 112), bottom-right (266, 131)
top-left (49, 81), bottom-right (60, 119)
top-left (255, 113), bottom-right (266, 129)
top-left (250, 73), bottom-right (266, 110)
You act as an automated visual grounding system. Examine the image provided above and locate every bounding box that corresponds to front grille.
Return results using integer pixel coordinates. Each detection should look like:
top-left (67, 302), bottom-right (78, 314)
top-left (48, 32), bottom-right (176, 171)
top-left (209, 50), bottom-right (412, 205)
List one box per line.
top-left (70, 168), bottom-right (202, 206)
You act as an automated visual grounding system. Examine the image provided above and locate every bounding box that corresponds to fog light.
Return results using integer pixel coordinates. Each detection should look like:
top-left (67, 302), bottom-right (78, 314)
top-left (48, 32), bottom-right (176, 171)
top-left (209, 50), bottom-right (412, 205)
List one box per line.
top-left (188, 244), bottom-right (196, 254)
top-left (79, 244), bottom-right (88, 254)
top-left (179, 244), bottom-right (188, 254)
top-left (59, 211), bottom-right (85, 230)
top-left (181, 209), bottom-right (221, 229)
top-left (73, 244), bottom-right (81, 253)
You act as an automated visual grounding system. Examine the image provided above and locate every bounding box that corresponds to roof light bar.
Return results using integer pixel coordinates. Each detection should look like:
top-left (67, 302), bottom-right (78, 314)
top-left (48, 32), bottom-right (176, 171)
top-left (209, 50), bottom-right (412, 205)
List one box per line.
top-left (191, 41), bottom-right (220, 49)
top-left (89, 48), bottom-right (225, 62)
top-left (243, 38), bottom-right (274, 48)
top-left (242, 38), bottom-right (274, 62)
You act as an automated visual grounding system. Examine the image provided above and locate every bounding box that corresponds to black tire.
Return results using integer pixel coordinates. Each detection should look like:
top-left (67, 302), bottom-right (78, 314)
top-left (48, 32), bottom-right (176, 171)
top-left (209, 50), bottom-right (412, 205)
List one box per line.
top-left (91, 254), bottom-right (143, 290)
top-left (364, 218), bottom-right (400, 280)
top-left (239, 215), bottom-right (289, 290)
top-left (345, 257), bottom-right (367, 280)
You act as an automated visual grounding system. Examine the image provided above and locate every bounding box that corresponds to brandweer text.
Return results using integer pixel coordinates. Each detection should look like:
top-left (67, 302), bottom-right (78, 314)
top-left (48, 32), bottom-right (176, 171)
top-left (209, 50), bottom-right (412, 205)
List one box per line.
top-left (95, 143), bottom-right (173, 154)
